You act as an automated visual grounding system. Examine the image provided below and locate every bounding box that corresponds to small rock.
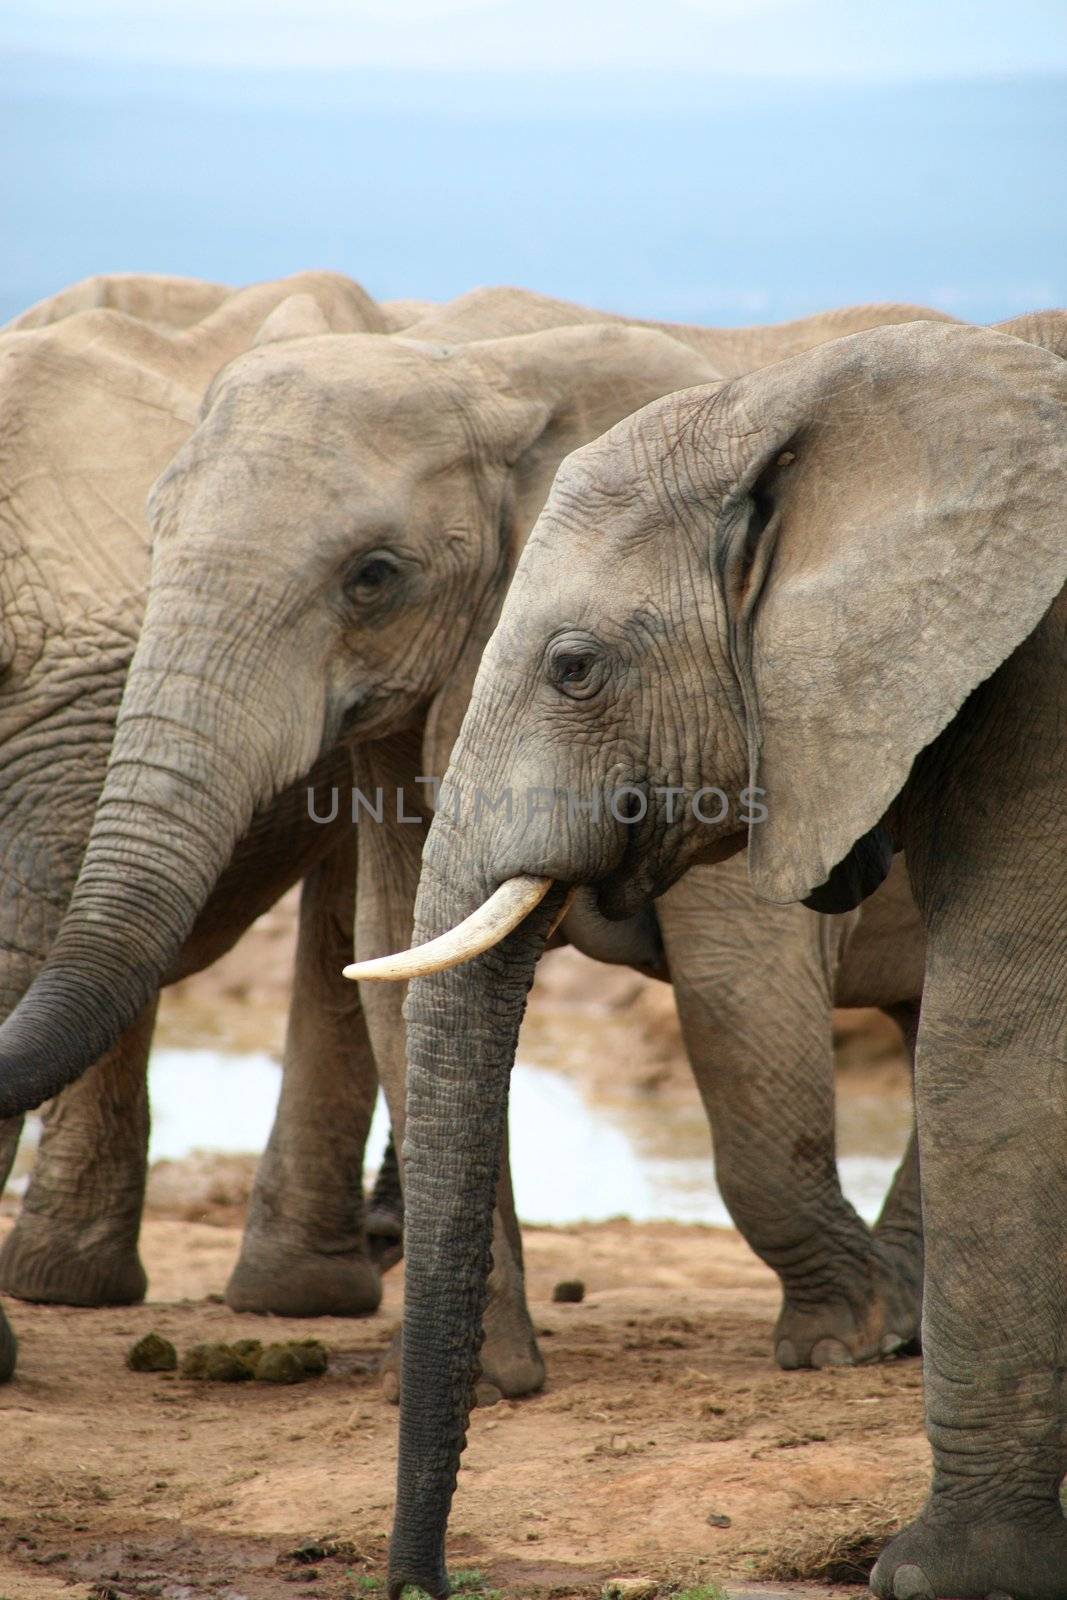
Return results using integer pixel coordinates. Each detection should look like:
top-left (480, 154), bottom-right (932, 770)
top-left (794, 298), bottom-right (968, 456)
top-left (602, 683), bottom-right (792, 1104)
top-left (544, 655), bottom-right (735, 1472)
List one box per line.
top-left (603, 1579), bottom-right (656, 1600)
top-left (552, 1279), bottom-right (585, 1303)
top-left (705, 1509), bottom-right (731, 1528)
top-left (126, 1333), bottom-right (177, 1373)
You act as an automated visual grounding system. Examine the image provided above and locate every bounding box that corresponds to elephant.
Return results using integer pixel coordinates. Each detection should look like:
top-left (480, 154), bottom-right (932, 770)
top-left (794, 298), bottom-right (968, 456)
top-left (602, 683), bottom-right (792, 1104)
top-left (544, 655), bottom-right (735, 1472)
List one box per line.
top-left (0, 270), bottom-right (395, 1386)
top-left (0, 287), bottom-right (962, 1396)
top-left (345, 316), bottom-right (1067, 1598)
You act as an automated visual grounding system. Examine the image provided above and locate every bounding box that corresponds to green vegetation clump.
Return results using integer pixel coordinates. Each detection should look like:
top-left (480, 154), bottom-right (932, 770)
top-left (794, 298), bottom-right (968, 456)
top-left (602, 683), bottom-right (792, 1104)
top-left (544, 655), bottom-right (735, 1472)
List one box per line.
top-left (179, 1341), bottom-right (255, 1381)
top-left (231, 1338), bottom-right (264, 1363)
top-left (125, 1332), bottom-right (177, 1372)
top-left (203, 1346), bottom-right (255, 1382)
top-left (152, 1336), bottom-right (331, 1384)
top-left (254, 1344), bottom-right (306, 1384)
top-left (289, 1337), bottom-right (329, 1375)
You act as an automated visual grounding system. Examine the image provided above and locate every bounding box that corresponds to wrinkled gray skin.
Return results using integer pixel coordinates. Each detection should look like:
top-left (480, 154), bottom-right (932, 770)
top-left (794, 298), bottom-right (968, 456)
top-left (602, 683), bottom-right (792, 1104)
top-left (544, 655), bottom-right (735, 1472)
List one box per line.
top-left (0, 285), bottom-right (953, 1395)
top-left (393, 319), bottom-right (1067, 1599)
top-left (0, 271), bottom-right (394, 1385)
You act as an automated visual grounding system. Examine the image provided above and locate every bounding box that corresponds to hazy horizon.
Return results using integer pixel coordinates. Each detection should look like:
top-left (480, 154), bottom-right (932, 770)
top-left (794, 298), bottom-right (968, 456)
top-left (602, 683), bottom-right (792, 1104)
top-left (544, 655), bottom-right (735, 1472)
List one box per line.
top-left (3, 48), bottom-right (1064, 327)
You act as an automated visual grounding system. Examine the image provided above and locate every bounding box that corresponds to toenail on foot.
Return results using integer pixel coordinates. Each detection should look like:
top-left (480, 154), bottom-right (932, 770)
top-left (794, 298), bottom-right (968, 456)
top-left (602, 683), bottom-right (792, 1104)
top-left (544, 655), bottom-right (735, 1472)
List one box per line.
top-left (892, 1564), bottom-right (934, 1600)
top-left (880, 1333), bottom-right (905, 1356)
top-left (811, 1337), bottom-right (854, 1368)
top-left (775, 1339), bottom-right (799, 1369)
top-left (474, 1381), bottom-right (503, 1407)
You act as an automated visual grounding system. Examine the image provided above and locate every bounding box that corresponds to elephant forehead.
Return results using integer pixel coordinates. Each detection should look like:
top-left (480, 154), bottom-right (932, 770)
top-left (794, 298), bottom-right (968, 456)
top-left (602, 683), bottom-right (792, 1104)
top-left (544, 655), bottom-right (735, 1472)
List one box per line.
top-left (206, 336), bottom-right (485, 452)
top-left (151, 432), bottom-right (412, 533)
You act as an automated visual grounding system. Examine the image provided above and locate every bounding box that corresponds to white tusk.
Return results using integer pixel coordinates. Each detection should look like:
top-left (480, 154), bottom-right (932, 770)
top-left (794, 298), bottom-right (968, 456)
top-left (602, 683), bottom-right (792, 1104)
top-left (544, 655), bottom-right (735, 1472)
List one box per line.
top-left (342, 875), bottom-right (554, 982)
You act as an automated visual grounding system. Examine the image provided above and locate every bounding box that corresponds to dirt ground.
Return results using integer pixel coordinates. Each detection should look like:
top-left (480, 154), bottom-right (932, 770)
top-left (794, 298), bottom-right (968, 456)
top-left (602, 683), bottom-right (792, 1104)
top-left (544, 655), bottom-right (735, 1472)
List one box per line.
top-left (0, 894), bottom-right (926, 1600)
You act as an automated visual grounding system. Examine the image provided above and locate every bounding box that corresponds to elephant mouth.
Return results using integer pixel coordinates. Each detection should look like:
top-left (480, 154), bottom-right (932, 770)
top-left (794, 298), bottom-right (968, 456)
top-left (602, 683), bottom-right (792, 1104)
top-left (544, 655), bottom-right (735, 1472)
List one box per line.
top-left (593, 853), bottom-right (663, 921)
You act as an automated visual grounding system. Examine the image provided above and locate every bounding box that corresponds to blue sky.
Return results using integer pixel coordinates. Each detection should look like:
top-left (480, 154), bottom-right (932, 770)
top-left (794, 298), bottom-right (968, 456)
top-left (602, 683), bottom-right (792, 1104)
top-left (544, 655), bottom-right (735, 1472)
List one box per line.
top-left (7, 0), bottom-right (1067, 76)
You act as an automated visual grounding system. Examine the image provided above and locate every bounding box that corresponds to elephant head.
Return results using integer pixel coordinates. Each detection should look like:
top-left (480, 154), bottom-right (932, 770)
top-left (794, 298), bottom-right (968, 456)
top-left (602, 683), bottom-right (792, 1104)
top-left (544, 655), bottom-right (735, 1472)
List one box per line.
top-left (0, 316), bottom-right (715, 1115)
top-left (365, 320), bottom-right (1067, 1597)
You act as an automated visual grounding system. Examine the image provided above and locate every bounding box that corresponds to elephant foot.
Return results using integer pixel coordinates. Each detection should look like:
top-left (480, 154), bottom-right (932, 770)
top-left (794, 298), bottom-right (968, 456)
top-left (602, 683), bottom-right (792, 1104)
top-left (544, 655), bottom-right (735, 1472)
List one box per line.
top-left (0, 1305), bottom-right (16, 1383)
top-left (225, 1237), bottom-right (381, 1317)
top-left (380, 1318), bottom-right (546, 1407)
top-left (0, 1215), bottom-right (146, 1306)
top-left (774, 1256), bottom-right (921, 1370)
top-left (870, 1509), bottom-right (1067, 1599)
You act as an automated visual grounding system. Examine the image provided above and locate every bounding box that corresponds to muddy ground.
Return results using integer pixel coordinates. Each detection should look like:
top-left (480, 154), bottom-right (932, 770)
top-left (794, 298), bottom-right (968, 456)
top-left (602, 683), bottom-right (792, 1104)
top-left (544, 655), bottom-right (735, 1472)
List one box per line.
top-left (0, 895), bottom-right (926, 1600)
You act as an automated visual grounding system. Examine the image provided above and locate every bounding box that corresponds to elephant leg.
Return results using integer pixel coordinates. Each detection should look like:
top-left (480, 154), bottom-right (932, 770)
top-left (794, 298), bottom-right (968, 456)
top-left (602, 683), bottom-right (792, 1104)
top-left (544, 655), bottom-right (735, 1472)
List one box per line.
top-left (354, 732), bottom-right (544, 1400)
top-left (0, 1302), bottom-right (14, 1382)
top-left (872, 973), bottom-right (1067, 1596)
top-left (869, 1000), bottom-right (923, 1345)
top-left (0, 1115), bottom-right (23, 1193)
top-left (365, 1131), bottom-right (404, 1270)
top-left (658, 862), bottom-right (919, 1369)
top-left (873, 646), bottom-right (1067, 1599)
top-left (0, 1003), bottom-right (156, 1306)
top-left (225, 841), bottom-right (381, 1317)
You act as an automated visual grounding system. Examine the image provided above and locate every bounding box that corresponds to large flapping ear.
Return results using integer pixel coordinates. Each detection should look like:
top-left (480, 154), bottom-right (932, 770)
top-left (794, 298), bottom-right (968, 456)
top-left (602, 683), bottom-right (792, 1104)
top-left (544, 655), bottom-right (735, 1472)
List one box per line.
top-left (420, 324), bottom-right (722, 785)
top-left (475, 323), bottom-right (723, 542)
top-left (702, 321), bottom-right (1067, 905)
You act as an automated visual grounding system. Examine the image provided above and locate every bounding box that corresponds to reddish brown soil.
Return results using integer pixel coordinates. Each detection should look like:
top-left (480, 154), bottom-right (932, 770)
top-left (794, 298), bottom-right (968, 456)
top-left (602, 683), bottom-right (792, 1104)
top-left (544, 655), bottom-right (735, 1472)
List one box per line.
top-left (0, 1211), bottom-right (926, 1600)
top-left (1, 895), bottom-right (923, 1599)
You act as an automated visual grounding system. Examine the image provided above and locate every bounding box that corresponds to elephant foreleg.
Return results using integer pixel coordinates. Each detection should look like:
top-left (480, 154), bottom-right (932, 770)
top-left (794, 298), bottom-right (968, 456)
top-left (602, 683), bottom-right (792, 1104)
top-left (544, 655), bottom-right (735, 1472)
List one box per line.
top-left (657, 862), bottom-right (919, 1368)
top-left (0, 1002), bottom-right (156, 1306)
top-left (225, 839), bottom-right (381, 1317)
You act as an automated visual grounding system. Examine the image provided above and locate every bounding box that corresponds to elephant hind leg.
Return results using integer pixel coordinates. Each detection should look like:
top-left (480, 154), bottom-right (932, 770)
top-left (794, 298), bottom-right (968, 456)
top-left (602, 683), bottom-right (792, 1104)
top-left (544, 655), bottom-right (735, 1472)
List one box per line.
top-left (659, 864), bottom-right (920, 1369)
top-left (0, 1001), bottom-right (156, 1307)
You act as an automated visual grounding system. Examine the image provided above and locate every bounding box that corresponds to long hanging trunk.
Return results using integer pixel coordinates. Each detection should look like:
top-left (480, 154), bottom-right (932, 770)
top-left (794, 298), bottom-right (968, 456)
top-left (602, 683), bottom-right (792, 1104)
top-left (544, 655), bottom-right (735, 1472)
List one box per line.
top-left (388, 831), bottom-right (562, 1597)
top-left (0, 570), bottom-right (320, 1118)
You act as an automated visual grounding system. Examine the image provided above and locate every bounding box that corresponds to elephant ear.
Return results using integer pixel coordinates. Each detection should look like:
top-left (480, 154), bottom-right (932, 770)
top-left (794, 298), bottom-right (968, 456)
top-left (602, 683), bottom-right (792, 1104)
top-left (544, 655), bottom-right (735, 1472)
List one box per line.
top-left (707, 321), bottom-right (1067, 906)
top-left (421, 323), bottom-right (722, 783)
top-left (479, 323), bottom-right (723, 540)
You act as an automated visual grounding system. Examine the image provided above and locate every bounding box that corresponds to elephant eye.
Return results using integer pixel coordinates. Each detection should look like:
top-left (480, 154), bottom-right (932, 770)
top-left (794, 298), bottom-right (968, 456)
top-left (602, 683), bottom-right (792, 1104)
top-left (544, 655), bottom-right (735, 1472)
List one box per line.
top-left (344, 550), bottom-right (401, 604)
top-left (558, 653), bottom-right (592, 683)
top-left (546, 635), bottom-right (605, 699)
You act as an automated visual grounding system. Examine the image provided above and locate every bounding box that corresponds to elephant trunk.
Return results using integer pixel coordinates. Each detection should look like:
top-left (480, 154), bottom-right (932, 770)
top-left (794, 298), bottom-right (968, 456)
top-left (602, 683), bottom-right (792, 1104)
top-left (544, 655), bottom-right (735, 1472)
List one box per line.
top-left (388, 814), bottom-right (562, 1598)
top-left (0, 570), bottom-right (323, 1118)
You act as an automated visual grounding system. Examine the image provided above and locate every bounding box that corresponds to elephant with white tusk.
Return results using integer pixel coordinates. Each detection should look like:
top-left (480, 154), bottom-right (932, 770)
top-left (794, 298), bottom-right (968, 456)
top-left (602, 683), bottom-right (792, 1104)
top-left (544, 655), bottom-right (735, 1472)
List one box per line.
top-left (368, 317), bottom-right (1067, 1600)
